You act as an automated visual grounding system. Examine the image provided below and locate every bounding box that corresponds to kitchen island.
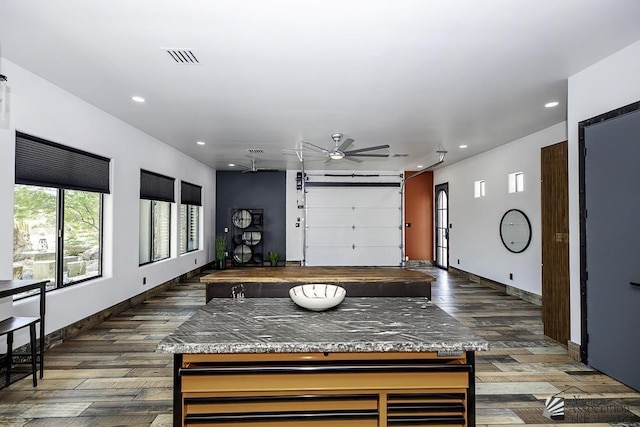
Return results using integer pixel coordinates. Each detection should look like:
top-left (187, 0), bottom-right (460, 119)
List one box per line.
top-left (201, 266), bottom-right (435, 302)
top-left (158, 297), bottom-right (488, 427)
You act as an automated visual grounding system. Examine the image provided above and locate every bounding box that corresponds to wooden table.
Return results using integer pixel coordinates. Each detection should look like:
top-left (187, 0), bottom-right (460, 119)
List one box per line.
top-left (201, 266), bottom-right (434, 302)
top-left (0, 279), bottom-right (48, 380)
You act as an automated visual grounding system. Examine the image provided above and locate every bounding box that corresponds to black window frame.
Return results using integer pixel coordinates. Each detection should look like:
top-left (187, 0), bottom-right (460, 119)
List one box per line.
top-left (13, 132), bottom-right (109, 296)
top-left (139, 170), bottom-right (176, 266)
top-left (179, 181), bottom-right (202, 255)
top-left (180, 204), bottom-right (200, 254)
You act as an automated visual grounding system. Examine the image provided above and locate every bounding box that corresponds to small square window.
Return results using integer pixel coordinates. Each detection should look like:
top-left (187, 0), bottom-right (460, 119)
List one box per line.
top-left (515, 172), bottom-right (524, 192)
top-left (508, 172), bottom-right (524, 193)
top-left (474, 180), bottom-right (486, 198)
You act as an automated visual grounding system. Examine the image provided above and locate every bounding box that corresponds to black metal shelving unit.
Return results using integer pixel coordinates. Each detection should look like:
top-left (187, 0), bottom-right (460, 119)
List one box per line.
top-left (230, 208), bottom-right (264, 266)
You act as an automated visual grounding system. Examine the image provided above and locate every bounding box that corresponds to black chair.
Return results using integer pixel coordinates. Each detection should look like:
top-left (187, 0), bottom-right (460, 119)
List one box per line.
top-left (0, 316), bottom-right (39, 387)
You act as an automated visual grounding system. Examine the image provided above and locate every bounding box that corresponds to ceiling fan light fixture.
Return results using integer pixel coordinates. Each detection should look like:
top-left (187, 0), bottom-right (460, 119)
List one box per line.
top-left (329, 151), bottom-right (345, 160)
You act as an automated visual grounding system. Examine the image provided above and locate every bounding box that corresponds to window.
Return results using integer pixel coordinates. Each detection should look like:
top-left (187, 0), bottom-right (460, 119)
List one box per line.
top-left (180, 181), bottom-right (202, 254)
top-left (180, 205), bottom-right (199, 253)
top-left (13, 132), bottom-right (109, 296)
top-left (474, 180), bottom-right (486, 198)
top-left (139, 200), bottom-right (171, 264)
top-left (508, 171), bottom-right (525, 193)
top-left (139, 170), bottom-right (175, 265)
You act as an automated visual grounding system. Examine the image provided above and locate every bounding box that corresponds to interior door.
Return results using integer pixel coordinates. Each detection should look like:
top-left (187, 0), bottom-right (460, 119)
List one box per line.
top-left (434, 183), bottom-right (449, 269)
top-left (541, 141), bottom-right (570, 344)
top-left (584, 106), bottom-right (640, 391)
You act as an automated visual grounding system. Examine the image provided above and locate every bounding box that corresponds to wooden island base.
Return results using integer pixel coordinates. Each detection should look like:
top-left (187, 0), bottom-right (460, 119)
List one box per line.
top-left (175, 351), bottom-right (475, 427)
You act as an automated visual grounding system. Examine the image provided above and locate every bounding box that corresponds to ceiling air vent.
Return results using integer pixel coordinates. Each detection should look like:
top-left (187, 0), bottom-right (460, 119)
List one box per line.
top-left (392, 153), bottom-right (409, 157)
top-left (247, 149), bottom-right (264, 154)
top-left (165, 49), bottom-right (199, 64)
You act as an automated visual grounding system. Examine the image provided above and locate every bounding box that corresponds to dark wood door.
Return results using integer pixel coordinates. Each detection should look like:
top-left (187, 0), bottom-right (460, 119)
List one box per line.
top-left (541, 141), bottom-right (569, 344)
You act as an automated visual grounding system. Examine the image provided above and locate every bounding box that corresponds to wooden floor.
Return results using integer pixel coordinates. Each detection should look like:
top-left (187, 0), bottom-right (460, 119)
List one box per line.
top-left (1, 267), bottom-right (639, 426)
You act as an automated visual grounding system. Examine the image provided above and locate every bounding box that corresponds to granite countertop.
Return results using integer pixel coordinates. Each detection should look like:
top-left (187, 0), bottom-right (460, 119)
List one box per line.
top-left (157, 297), bottom-right (489, 355)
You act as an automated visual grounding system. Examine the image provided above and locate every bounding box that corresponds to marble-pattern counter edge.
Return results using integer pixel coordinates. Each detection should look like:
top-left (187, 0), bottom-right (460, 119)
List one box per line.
top-left (157, 297), bottom-right (489, 355)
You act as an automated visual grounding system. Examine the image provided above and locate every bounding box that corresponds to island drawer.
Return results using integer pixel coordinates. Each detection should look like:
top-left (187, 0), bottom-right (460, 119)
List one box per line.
top-left (183, 393), bottom-right (379, 426)
top-left (182, 370), bottom-right (468, 393)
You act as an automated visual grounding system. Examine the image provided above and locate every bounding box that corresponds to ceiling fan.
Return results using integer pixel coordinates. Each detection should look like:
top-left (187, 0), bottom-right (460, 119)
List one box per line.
top-left (237, 158), bottom-right (279, 173)
top-left (303, 133), bottom-right (390, 163)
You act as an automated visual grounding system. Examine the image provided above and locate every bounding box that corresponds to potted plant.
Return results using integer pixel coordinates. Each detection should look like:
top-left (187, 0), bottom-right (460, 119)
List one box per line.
top-left (215, 234), bottom-right (227, 270)
top-left (268, 251), bottom-right (280, 267)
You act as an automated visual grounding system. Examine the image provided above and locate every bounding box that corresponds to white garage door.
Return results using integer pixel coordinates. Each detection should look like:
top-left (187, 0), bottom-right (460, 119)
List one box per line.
top-left (305, 185), bottom-right (402, 266)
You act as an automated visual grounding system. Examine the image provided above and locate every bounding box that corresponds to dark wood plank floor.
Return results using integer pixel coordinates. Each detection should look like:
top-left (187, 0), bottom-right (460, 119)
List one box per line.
top-left (0, 268), bottom-right (639, 426)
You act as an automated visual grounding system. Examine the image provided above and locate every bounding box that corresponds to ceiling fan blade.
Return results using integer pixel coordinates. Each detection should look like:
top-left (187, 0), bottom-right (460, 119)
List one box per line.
top-left (344, 144), bottom-right (390, 154)
top-left (338, 137), bottom-right (355, 152)
top-left (344, 156), bottom-right (364, 163)
top-left (346, 153), bottom-right (389, 158)
top-left (303, 141), bottom-right (329, 153)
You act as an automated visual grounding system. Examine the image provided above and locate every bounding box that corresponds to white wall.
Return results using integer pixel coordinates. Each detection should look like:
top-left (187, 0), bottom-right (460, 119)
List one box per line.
top-left (285, 170), bottom-right (304, 262)
top-left (567, 39), bottom-right (640, 345)
top-left (434, 122), bottom-right (567, 296)
top-left (0, 58), bottom-right (216, 348)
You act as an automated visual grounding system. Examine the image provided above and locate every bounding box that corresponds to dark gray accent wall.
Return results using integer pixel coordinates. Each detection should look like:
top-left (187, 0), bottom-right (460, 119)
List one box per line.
top-left (216, 171), bottom-right (287, 260)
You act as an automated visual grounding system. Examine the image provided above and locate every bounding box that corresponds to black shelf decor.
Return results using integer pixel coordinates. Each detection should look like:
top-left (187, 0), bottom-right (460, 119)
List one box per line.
top-left (230, 208), bottom-right (264, 266)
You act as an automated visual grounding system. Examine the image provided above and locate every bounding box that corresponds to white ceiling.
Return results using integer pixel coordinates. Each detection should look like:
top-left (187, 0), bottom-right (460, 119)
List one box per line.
top-left (1, 0), bottom-right (640, 171)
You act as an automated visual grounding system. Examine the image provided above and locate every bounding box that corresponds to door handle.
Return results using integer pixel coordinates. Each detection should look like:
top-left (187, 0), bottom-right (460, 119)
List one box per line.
top-left (630, 282), bottom-right (640, 287)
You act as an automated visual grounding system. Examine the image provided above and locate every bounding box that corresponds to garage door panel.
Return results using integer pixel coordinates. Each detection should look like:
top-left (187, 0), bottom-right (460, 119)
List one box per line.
top-left (306, 228), bottom-right (354, 247)
top-left (305, 184), bottom-right (402, 266)
top-left (305, 246), bottom-right (401, 267)
top-left (307, 208), bottom-right (400, 228)
top-left (306, 227), bottom-right (400, 247)
top-left (306, 188), bottom-right (400, 208)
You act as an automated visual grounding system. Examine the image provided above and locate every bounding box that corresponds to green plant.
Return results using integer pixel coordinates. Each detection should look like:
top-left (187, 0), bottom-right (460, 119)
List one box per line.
top-left (215, 235), bottom-right (227, 260)
top-left (268, 251), bottom-right (280, 265)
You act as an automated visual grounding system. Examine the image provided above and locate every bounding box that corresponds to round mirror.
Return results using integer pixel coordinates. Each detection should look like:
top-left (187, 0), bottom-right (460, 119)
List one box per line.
top-left (499, 209), bottom-right (532, 253)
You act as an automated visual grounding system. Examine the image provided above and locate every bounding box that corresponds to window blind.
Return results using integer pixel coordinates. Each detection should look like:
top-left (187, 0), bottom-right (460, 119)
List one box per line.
top-left (181, 181), bottom-right (202, 206)
top-left (15, 132), bottom-right (110, 193)
top-left (140, 169), bottom-right (175, 202)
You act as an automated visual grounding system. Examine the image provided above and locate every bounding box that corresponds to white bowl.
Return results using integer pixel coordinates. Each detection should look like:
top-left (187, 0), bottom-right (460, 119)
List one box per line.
top-left (289, 284), bottom-right (346, 312)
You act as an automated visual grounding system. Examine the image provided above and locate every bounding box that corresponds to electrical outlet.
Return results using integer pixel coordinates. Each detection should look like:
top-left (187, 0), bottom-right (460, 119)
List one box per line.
top-left (509, 273), bottom-right (513, 280)
top-left (143, 277), bottom-right (146, 285)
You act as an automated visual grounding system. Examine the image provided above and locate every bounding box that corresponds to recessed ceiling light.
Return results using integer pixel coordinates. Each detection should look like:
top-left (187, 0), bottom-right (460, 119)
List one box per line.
top-left (131, 96), bottom-right (146, 103)
top-left (545, 101), bottom-right (559, 108)
top-left (459, 145), bottom-right (468, 149)
top-left (196, 141), bottom-right (205, 146)
top-left (417, 165), bottom-right (424, 168)
top-left (228, 163), bottom-right (235, 167)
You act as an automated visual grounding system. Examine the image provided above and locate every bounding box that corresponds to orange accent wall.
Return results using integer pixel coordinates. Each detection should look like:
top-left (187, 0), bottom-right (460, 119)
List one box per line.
top-left (404, 171), bottom-right (434, 260)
